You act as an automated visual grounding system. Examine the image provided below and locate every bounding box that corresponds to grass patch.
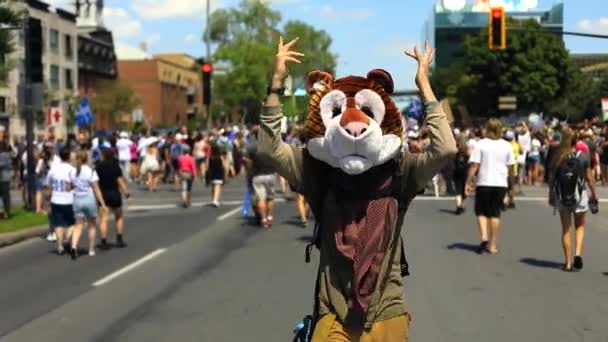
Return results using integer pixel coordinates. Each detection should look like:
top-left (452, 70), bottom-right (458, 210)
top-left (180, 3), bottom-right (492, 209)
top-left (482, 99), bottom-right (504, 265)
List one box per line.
top-left (0, 208), bottom-right (48, 234)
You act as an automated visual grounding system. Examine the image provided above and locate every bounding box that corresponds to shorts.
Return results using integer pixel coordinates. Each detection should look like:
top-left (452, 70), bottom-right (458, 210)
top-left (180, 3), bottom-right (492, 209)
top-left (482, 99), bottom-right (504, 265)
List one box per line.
top-left (101, 190), bottom-right (122, 209)
top-left (180, 172), bottom-right (194, 191)
top-left (195, 157), bottom-right (206, 169)
top-left (475, 186), bottom-right (507, 218)
top-left (50, 203), bottom-right (76, 228)
top-left (171, 159), bottom-right (179, 171)
top-left (73, 195), bottom-right (98, 219)
top-left (555, 190), bottom-right (589, 214)
top-left (35, 177), bottom-right (44, 191)
top-left (252, 174), bottom-right (276, 202)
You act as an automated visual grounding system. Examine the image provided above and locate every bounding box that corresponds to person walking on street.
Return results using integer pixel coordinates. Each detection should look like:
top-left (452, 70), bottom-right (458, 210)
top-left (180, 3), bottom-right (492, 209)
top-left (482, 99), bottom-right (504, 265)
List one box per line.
top-left (193, 133), bottom-right (207, 183)
top-left (0, 140), bottom-right (12, 219)
top-left (116, 132), bottom-right (133, 183)
top-left (178, 146), bottom-right (197, 208)
top-left (549, 128), bottom-right (598, 272)
top-left (70, 151), bottom-right (107, 259)
top-left (96, 148), bottom-right (130, 250)
top-left (205, 143), bottom-right (227, 207)
top-left (46, 147), bottom-right (76, 255)
top-left (244, 132), bottom-right (277, 228)
top-left (466, 118), bottom-right (515, 255)
top-left (453, 134), bottom-right (470, 215)
top-left (504, 130), bottom-right (519, 209)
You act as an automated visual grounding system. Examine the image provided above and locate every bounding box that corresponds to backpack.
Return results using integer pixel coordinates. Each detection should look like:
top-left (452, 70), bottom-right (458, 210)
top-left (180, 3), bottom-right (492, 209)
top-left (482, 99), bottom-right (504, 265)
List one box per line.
top-left (294, 159), bottom-right (411, 342)
top-left (553, 152), bottom-right (585, 208)
top-left (454, 152), bottom-right (468, 172)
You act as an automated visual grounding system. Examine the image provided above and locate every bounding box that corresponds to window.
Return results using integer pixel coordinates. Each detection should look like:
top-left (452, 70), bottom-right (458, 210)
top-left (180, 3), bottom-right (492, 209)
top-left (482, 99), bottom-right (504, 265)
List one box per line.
top-left (64, 35), bottom-right (73, 59)
top-left (50, 65), bottom-right (59, 88)
top-left (0, 97), bottom-right (6, 113)
top-left (49, 29), bottom-right (59, 51)
top-left (65, 68), bottom-right (73, 90)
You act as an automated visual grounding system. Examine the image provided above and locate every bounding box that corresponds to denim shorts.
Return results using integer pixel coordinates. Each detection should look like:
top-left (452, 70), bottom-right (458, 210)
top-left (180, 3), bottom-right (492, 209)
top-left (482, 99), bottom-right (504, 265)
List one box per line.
top-left (73, 195), bottom-right (98, 219)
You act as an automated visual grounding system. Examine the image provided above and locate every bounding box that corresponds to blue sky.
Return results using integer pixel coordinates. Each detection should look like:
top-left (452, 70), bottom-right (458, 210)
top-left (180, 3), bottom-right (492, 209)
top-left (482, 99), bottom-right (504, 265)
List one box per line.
top-left (51, 0), bottom-right (608, 90)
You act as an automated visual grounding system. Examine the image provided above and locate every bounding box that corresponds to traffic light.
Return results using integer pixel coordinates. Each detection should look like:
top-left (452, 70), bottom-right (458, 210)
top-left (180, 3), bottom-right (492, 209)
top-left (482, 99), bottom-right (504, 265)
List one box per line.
top-left (26, 18), bottom-right (43, 83)
top-left (488, 7), bottom-right (506, 50)
top-left (202, 63), bottom-right (212, 106)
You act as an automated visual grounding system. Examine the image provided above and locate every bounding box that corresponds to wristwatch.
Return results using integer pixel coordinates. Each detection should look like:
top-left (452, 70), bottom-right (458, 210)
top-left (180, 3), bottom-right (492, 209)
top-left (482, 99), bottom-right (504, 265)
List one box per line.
top-left (267, 86), bottom-right (286, 96)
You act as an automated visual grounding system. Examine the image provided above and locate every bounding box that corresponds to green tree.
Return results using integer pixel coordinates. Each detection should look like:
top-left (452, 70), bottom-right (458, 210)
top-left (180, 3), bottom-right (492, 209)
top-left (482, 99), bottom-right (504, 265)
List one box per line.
top-left (91, 80), bottom-right (140, 128)
top-left (0, 2), bottom-right (22, 85)
top-left (462, 19), bottom-right (570, 116)
top-left (207, 0), bottom-right (336, 125)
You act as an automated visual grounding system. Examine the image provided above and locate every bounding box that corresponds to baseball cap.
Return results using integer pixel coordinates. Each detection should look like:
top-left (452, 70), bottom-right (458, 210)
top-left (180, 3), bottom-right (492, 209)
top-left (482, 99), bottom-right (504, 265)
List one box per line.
top-left (504, 130), bottom-right (515, 140)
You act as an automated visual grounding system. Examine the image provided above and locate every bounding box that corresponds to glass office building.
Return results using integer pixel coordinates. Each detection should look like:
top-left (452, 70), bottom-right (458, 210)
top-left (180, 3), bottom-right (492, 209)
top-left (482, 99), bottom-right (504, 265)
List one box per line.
top-left (425, 0), bottom-right (564, 68)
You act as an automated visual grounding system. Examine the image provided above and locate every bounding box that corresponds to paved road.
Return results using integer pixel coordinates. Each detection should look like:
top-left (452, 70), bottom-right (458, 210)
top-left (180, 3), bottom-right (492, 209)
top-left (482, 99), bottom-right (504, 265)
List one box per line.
top-left (1, 183), bottom-right (608, 341)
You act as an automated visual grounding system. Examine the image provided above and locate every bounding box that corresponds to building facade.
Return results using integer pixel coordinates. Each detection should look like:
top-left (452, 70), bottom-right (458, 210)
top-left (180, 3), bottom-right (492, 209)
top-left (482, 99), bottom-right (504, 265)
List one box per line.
top-left (0, 0), bottom-right (79, 139)
top-left (118, 55), bottom-right (203, 128)
top-left (75, 0), bottom-right (117, 129)
top-left (425, 0), bottom-right (564, 68)
top-left (571, 54), bottom-right (608, 80)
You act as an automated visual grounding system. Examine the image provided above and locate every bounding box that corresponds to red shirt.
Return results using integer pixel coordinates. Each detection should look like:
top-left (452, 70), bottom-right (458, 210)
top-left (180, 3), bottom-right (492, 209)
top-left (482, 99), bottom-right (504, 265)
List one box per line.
top-left (178, 155), bottom-right (197, 176)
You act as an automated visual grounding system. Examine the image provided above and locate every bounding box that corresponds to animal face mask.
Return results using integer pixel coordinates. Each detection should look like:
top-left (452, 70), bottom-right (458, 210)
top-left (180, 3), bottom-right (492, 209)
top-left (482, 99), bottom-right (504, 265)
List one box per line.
top-left (304, 69), bottom-right (404, 175)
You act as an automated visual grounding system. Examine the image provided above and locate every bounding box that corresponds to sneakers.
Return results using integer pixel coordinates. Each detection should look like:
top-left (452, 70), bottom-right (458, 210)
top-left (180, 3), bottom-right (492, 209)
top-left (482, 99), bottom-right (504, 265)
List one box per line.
top-left (262, 218), bottom-right (270, 228)
top-left (507, 202), bottom-right (516, 209)
top-left (455, 207), bottom-right (465, 215)
top-left (88, 250), bottom-right (96, 257)
top-left (98, 240), bottom-right (110, 251)
top-left (46, 232), bottom-right (57, 242)
top-left (573, 256), bottom-right (583, 270)
top-left (70, 247), bottom-right (78, 260)
top-left (57, 246), bottom-right (65, 255)
top-left (212, 201), bottom-right (220, 208)
top-left (115, 240), bottom-right (128, 248)
top-left (476, 241), bottom-right (489, 255)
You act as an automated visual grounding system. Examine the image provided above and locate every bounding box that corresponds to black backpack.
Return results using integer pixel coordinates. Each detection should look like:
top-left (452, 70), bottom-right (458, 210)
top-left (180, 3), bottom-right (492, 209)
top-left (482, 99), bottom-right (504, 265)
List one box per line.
top-left (553, 152), bottom-right (585, 208)
top-left (454, 151), bottom-right (468, 172)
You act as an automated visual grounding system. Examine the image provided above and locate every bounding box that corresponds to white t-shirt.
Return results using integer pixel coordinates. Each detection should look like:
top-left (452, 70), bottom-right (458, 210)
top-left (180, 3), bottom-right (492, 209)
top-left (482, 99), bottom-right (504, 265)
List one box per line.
top-left (116, 138), bottom-right (133, 161)
top-left (518, 131), bottom-right (531, 154)
top-left (46, 162), bottom-right (76, 205)
top-left (466, 138), bottom-right (478, 152)
top-left (72, 165), bottom-right (99, 198)
top-left (528, 138), bottom-right (541, 158)
top-left (469, 138), bottom-right (515, 188)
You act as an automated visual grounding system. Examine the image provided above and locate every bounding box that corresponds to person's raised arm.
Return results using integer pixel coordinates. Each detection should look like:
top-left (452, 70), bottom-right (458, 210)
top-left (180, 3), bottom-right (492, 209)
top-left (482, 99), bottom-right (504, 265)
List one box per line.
top-left (258, 36), bottom-right (306, 191)
top-left (403, 40), bottom-right (457, 190)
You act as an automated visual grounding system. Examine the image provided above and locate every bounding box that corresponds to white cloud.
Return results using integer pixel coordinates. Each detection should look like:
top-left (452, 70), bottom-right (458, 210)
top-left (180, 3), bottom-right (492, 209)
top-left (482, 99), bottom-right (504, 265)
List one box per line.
top-left (145, 33), bottom-right (161, 46)
top-left (44, 0), bottom-right (72, 10)
top-left (115, 42), bottom-right (151, 60)
top-left (319, 5), bottom-right (373, 21)
top-left (132, 0), bottom-right (217, 19)
top-left (184, 33), bottom-right (199, 44)
top-left (103, 7), bottom-right (142, 38)
top-left (578, 17), bottom-right (608, 34)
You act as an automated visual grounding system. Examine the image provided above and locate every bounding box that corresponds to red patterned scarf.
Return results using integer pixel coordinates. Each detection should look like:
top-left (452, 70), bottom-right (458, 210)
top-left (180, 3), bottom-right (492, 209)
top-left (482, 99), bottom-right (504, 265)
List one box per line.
top-left (330, 163), bottom-right (398, 313)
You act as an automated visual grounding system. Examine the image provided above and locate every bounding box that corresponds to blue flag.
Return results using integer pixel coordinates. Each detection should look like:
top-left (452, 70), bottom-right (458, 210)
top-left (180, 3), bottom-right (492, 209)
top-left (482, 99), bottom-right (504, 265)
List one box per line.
top-left (407, 98), bottom-right (424, 119)
top-left (75, 97), bottom-right (94, 126)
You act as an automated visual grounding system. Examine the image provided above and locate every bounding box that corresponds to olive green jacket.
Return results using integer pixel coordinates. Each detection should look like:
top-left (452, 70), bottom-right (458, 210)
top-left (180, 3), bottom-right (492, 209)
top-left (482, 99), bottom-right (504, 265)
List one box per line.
top-left (257, 103), bottom-right (457, 328)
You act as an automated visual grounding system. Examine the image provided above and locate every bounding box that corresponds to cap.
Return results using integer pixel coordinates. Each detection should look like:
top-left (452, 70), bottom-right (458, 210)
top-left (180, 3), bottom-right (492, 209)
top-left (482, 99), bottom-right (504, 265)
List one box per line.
top-left (120, 131), bottom-right (129, 138)
top-left (504, 130), bottom-right (515, 140)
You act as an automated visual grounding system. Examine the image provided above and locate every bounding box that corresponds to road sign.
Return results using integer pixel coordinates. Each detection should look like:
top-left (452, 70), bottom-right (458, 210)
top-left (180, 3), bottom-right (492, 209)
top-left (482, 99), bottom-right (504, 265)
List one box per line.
top-left (498, 96), bottom-right (517, 110)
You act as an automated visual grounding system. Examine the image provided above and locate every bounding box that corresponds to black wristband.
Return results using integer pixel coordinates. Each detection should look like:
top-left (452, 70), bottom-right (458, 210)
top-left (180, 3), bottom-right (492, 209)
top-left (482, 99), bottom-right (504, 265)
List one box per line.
top-left (267, 87), bottom-right (285, 96)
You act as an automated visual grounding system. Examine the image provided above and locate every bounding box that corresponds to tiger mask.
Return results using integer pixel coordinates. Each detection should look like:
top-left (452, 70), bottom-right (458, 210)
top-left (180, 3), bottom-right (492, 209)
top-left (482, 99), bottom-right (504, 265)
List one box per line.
top-left (304, 69), bottom-right (404, 175)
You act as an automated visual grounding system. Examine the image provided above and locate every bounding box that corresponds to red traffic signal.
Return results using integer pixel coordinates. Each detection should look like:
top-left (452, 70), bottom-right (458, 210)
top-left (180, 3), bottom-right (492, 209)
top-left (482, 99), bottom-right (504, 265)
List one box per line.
top-left (202, 63), bottom-right (212, 73)
top-left (488, 7), bottom-right (506, 50)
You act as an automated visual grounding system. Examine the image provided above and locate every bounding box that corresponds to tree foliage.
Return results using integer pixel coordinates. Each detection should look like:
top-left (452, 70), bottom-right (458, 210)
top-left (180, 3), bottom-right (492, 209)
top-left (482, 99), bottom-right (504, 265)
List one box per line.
top-left (0, 2), bottom-right (22, 85)
top-left (91, 80), bottom-right (140, 127)
top-left (432, 19), bottom-right (602, 122)
top-left (207, 0), bottom-right (337, 124)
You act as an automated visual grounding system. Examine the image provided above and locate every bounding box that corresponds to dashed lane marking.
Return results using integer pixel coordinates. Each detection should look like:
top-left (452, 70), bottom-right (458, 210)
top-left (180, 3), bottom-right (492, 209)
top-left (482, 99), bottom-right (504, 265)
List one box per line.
top-left (92, 248), bottom-right (167, 287)
top-left (217, 207), bottom-right (243, 221)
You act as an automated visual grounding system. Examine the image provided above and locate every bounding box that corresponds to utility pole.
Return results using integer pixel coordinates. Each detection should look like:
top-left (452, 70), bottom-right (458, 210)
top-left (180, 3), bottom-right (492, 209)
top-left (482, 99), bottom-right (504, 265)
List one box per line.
top-left (204, 0), bottom-right (213, 129)
top-left (23, 19), bottom-right (36, 210)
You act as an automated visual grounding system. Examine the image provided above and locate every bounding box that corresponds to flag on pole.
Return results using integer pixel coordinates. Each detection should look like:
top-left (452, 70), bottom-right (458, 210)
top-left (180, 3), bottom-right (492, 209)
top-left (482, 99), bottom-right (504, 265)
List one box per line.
top-left (75, 97), bottom-right (94, 126)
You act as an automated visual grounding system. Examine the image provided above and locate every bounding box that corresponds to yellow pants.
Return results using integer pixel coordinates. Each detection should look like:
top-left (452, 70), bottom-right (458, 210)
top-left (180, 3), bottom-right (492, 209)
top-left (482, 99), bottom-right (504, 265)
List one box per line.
top-left (311, 313), bottom-right (409, 342)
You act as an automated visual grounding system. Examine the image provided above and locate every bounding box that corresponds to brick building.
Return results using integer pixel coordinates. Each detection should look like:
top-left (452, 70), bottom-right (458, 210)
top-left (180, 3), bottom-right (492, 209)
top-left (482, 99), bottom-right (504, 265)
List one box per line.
top-left (117, 55), bottom-right (203, 128)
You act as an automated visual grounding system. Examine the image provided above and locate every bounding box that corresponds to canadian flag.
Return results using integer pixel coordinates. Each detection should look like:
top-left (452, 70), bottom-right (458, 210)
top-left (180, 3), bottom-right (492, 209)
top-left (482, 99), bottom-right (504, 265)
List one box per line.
top-left (46, 107), bottom-right (62, 127)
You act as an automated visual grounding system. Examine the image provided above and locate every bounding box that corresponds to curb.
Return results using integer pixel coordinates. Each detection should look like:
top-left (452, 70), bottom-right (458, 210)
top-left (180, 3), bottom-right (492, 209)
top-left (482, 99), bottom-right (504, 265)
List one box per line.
top-left (0, 225), bottom-right (48, 248)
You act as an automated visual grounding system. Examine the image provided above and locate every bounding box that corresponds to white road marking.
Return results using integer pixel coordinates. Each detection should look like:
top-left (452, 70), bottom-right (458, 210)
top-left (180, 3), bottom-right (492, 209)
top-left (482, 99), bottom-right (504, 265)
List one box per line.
top-left (92, 248), bottom-right (167, 287)
top-left (217, 207), bottom-right (242, 221)
top-left (127, 200), bottom-right (243, 211)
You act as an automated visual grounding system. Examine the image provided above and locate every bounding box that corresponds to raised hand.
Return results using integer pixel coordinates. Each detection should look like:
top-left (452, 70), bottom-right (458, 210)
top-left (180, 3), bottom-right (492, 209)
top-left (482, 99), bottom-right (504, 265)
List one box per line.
top-left (404, 40), bottom-right (437, 102)
top-left (273, 36), bottom-right (304, 82)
